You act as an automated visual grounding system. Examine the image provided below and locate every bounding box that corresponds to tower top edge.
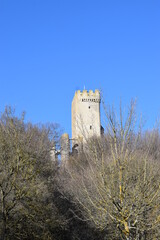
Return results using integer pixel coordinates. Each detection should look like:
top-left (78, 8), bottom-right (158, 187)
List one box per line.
top-left (74, 89), bottom-right (100, 98)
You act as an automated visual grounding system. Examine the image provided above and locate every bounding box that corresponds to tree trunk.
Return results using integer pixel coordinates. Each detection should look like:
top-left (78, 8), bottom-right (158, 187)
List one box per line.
top-left (1, 188), bottom-right (7, 240)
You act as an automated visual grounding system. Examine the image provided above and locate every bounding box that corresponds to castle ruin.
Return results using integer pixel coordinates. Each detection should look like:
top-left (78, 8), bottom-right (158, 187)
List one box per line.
top-left (72, 89), bottom-right (101, 146)
top-left (52, 89), bottom-right (102, 164)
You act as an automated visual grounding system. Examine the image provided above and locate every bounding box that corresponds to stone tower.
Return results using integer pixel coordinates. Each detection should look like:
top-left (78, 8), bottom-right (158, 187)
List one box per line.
top-left (72, 89), bottom-right (101, 146)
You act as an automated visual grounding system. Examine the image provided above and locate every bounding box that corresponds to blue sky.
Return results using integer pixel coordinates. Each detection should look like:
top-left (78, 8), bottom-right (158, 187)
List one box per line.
top-left (0, 0), bottom-right (160, 136)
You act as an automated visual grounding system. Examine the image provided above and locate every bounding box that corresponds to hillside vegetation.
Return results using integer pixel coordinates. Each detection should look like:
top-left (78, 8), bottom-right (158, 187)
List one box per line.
top-left (0, 102), bottom-right (160, 240)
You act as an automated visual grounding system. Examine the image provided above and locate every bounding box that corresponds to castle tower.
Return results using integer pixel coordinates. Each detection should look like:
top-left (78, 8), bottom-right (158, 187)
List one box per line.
top-left (72, 89), bottom-right (101, 146)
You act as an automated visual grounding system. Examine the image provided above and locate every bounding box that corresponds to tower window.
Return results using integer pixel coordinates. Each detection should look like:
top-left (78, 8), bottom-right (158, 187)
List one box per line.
top-left (88, 106), bottom-right (90, 109)
top-left (90, 125), bottom-right (92, 130)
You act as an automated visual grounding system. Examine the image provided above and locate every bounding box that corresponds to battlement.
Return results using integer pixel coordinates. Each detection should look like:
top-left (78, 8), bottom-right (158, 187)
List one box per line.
top-left (74, 89), bottom-right (101, 102)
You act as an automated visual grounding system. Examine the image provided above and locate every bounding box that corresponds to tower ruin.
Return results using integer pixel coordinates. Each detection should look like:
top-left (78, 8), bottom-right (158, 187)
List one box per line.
top-left (72, 89), bottom-right (101, 147)
top-left (51, 89), bottom-right (102, 164)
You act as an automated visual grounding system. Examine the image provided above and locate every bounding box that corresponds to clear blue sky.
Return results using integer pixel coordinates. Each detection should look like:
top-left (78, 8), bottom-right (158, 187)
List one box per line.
top-left (0, 0), bottom-right (160, 135)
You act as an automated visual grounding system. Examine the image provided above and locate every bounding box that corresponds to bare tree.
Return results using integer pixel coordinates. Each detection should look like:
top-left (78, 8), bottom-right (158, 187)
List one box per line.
top-left (0, 107), bottom-right (62, 240)
top-left (64, 100), bottom-right (160, 239)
